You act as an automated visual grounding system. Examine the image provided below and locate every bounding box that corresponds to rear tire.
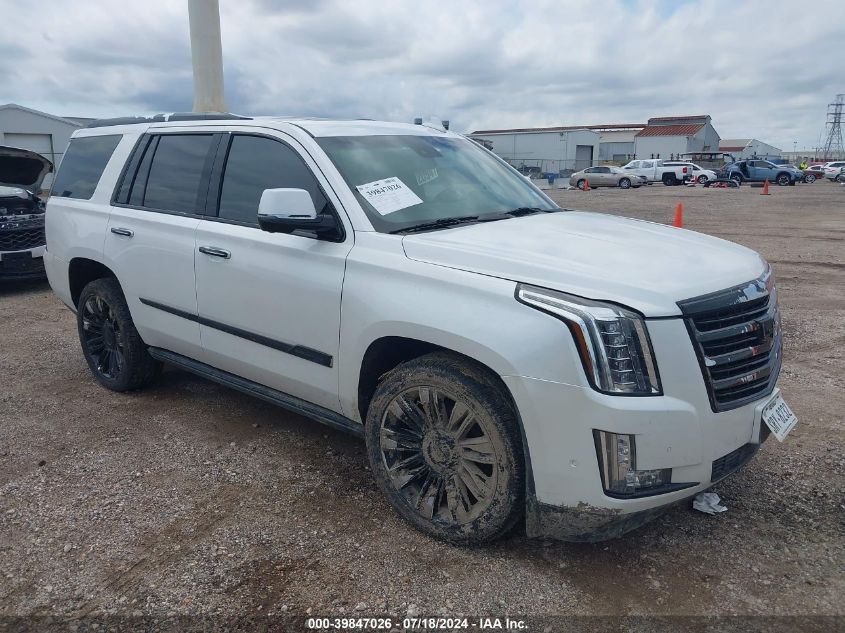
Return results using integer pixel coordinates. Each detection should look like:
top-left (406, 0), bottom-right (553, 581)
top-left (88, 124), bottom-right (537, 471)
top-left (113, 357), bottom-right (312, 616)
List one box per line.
top-left (804, 174), bottom-right (816, 183)
top-left (364, 352), bottom-right (524, 544)
top-left (77, 278), bottom-right (158, 392)
top-left (662, 173), bottom-right (677, 186)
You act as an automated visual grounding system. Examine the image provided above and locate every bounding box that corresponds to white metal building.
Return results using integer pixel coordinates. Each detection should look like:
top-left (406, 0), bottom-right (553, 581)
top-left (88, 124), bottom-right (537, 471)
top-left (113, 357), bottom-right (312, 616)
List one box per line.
top-left (633, 115), bottom-right (721, 160)
top-left (468, 126), bottom-right (601, 174)
top-left (0, 104), bottom-right (85, 188)
top-left (592, 124), bottom-right (645, 162)
top-left (718, 138), bottom-right (783, 161)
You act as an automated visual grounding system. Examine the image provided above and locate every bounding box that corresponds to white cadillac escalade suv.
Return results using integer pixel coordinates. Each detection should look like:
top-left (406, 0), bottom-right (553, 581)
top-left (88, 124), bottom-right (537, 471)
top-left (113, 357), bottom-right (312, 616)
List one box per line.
top-left (44, 114), bottom-right (796, 543)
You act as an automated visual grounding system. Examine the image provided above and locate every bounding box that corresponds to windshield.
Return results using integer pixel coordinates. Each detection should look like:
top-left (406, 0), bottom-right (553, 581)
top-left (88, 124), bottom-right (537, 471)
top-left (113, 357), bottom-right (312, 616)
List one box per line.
top-left (317, 134), bottom-right (557, 233)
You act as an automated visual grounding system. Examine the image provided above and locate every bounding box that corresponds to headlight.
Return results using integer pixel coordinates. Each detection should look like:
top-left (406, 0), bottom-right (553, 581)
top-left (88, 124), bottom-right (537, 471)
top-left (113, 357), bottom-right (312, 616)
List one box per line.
top-left (516, 283), bottom-right (661, 395)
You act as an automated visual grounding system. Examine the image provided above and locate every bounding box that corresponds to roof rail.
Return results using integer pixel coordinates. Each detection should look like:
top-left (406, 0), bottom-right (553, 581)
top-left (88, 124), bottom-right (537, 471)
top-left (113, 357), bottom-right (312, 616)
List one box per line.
top-left (85, 112), bottom-right (252, 128)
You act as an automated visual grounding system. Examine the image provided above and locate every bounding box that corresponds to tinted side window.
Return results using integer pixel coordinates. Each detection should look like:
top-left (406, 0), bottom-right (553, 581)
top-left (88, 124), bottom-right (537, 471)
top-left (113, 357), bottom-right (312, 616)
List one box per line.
top-left (143, 134), bottom-right (215, 213)
top-left (52, 135), bottom-right (121, 199)
top-left (217, 135), bottom-right (329, 225)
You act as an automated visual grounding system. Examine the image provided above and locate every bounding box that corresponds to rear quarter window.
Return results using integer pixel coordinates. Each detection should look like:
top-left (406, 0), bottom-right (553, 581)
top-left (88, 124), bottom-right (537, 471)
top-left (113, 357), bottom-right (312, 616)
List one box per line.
top-left (51, 135), bottom-right (122, 200)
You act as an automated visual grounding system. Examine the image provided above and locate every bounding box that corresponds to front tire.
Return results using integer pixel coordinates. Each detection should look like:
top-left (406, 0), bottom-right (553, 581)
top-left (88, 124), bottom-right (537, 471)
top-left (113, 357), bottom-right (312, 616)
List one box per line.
top-left (77, 278), bottom-right (158, 392)
top-left (619, 177), bottom-right (631, 189)
top-left (576, 179), bottom-right (586, 190)
top-left (697, 175), bottom-right (709, 185)
top-left (776, 173), bottom-right (790, 186)
top-left (804, 174), bottom-right (816, 183)
top-left (365, 352), bottom-right (524, 544)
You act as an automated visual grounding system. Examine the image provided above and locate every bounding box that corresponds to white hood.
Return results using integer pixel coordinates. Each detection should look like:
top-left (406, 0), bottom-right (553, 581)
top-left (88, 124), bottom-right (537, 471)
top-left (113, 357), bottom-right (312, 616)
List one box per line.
top-left (401, 211), bottom-right (766, 317)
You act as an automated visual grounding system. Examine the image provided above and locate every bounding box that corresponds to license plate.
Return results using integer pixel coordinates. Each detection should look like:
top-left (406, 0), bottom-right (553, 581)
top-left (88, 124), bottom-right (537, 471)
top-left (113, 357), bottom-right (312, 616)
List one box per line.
top-left (762, 393), bottom-right (798, 442)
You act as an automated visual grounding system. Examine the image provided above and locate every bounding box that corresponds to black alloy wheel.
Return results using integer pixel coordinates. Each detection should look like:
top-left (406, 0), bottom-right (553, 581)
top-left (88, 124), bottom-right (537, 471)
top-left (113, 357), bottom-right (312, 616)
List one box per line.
top-left (77, 278), bottom-right (159, 391)
top-left (365, 353), bottom-right (523, 543)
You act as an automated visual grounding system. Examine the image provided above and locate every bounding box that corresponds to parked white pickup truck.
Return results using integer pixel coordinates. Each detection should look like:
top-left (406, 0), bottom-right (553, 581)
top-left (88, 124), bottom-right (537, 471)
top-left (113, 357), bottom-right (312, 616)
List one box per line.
top-left (621, 159), bottom-right (691, 186)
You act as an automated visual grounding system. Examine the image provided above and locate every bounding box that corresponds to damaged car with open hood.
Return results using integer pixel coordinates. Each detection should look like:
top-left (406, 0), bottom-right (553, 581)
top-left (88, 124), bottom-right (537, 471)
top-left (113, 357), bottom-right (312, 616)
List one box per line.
top-left (0, 146), bottom-right (52, 280)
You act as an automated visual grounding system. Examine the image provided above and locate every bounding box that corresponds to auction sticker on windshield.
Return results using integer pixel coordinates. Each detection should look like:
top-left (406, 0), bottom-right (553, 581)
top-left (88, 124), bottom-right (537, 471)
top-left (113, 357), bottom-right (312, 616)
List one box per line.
top-left (356, 177), bottom-right (423, 215)
top-left (762, 392), bottom-right (798, 442)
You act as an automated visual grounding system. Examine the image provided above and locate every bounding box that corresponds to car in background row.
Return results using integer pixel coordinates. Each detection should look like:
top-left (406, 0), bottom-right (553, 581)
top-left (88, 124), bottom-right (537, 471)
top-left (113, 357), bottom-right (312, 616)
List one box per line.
top-left (802, 164), bottom-right (826, 183)
top-left (0, 146), bottom-right (52, 281)
top-left (822, 161), bottom-right (845, 180)
top-left (569, 166), bottom-right (646, 189)
top-left (723, 160), bottom-right (804, 186)
top-left (620, 159), bottom-right (692, 186)
top-left (662, 161), bottom-right (719, 185)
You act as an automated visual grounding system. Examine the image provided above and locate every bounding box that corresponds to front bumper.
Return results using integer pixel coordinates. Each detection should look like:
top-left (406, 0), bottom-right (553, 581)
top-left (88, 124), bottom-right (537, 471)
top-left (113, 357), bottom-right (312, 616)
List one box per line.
top-left (0, 245), bottom-right (46, 280)
top-left (505, 317), bottom-right (778, 542)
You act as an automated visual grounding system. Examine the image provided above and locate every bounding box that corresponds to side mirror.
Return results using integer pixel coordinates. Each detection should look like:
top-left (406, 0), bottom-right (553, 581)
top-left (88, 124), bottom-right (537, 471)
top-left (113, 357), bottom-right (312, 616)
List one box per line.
top-left (257, 188), bottom-right (338, 236)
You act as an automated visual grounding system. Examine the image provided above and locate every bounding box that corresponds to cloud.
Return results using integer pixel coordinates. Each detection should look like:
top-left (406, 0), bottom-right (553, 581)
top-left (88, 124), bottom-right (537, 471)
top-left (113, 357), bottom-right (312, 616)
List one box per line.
top-left (0, 0), bottom-right (841, 150)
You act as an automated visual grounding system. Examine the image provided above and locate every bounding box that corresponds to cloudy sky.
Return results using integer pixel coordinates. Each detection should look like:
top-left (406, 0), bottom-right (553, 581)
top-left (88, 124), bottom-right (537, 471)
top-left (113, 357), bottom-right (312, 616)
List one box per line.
top-left (1, 0), bottom-right (842, 150)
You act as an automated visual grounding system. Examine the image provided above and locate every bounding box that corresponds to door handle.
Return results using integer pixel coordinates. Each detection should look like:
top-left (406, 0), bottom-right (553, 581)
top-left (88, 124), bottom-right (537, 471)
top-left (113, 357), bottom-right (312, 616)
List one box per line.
top-left (198, 246), bottom-right (231, 259)
top-left (110, 227), bottom-right (134, 237)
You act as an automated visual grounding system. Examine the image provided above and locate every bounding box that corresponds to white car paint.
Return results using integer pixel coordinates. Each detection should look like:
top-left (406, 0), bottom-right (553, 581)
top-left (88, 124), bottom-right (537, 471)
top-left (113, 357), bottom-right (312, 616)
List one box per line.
top-left (663, 161), bottom-right (719, 183)
top-left (45, 116), bottom-right (784, 541)
top-left (401, 211), bottom-right (765, 317)
top-left (621, 158), bottom-right (691, 183)
top-left (822, 161), bottom-right (845, 179)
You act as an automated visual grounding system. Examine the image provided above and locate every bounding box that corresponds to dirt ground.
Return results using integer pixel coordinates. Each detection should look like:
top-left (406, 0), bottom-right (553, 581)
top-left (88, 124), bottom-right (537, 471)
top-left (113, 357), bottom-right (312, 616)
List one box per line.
top-left (1, 180), bottom-right (843, 629)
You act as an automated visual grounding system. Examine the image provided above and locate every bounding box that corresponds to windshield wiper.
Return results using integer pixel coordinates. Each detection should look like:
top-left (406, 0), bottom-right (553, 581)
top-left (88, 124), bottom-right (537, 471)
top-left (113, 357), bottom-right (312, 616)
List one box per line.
top-left (391, 216), bottom-right (482, 234)
top-left (502, 206), bottom-right (560, 216)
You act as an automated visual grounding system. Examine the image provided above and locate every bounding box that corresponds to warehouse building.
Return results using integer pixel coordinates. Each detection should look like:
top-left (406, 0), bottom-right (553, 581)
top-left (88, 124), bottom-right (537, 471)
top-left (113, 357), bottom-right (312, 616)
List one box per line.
top-left (0, 103), bottom-right (86, 188)
top-left (468, 126), bottom-right (601, 175)
top-left (470, 115), bottom-right (723, 172)
top-left (592, 124), bottom-right (645, 162)
top-left (718, 138), bottom-right (783, 160)
top-left (633, 115), bottom-right (720, 160)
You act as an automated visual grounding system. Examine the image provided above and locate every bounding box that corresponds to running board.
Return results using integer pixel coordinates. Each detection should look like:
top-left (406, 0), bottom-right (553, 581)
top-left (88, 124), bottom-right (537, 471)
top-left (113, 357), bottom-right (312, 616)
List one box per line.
top-left (148, 347), bottom-right (363, 438)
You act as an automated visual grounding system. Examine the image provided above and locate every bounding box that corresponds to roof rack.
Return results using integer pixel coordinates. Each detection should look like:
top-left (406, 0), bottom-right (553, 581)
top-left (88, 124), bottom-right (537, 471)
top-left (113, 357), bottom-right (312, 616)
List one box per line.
top-left (85, 112), bottom-right (252, 128)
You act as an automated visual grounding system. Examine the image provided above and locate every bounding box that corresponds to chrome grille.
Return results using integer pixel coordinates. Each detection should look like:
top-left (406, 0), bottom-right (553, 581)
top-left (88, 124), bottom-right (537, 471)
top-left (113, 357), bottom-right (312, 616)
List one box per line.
top-left (0, 226), bottom-right (46, 252)
top-left (678, 268), bottom-right (782, 412)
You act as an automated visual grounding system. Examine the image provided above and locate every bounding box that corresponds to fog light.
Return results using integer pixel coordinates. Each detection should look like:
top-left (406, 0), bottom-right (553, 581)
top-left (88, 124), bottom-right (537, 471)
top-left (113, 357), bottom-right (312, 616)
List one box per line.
top-left (594, 430), bottom-right (671, 496)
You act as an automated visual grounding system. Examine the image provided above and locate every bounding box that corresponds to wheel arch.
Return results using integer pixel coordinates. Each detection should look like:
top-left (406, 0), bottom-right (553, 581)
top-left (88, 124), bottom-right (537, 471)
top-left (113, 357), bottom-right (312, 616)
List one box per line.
top-left (68, 257), bottom-right (118, 308)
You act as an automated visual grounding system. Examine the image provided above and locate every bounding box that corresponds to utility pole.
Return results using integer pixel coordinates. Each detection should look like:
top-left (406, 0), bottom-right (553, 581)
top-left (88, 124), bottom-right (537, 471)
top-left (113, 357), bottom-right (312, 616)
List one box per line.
top-left (821, 94), bottom-right (844, 159)
top-left (188, 0), bottom-right (227, 113)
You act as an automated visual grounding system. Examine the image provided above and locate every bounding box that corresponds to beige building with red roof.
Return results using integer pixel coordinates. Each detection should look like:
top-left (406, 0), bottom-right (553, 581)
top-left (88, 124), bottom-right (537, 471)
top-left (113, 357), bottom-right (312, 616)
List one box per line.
top-left (633, 115), bottom-right (721, 160)
top-left (468, 115), bottom-right (722, 173)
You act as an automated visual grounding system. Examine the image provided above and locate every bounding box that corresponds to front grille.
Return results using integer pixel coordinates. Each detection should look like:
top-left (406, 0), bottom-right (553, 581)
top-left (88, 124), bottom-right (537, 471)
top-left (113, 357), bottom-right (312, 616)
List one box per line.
top-left (678, 268), bottom-right (782, 412)
top-left (0, 226), bottom-right (46, 252)
top-left (711, 442), bottom-right (759, 482)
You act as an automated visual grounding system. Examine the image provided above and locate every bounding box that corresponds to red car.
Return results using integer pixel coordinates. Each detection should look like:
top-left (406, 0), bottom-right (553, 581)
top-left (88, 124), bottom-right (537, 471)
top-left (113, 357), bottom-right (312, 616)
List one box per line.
top-left (802, 164), bottom-right (826, 183)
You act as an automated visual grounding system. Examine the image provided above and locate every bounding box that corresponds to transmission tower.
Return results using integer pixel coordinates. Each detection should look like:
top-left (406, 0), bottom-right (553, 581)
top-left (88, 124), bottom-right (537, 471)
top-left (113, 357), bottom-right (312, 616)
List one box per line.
top-left (822, 94), bottom-right (844, 159)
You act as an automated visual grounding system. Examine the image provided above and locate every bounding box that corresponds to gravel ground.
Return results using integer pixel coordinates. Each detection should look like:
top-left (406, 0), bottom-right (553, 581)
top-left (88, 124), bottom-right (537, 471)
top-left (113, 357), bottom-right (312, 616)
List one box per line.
top-left (0, 181), bottom-right (843, 629)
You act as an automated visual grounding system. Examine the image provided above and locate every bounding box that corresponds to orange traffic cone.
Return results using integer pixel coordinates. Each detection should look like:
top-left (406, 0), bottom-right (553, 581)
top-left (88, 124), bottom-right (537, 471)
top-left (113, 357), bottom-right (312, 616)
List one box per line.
top-left (761, 179), bottom-right (771, 195)
top-left (673, 201), bottom-right (683, 228)
top-left (583, 179), bottom-right (590, 192)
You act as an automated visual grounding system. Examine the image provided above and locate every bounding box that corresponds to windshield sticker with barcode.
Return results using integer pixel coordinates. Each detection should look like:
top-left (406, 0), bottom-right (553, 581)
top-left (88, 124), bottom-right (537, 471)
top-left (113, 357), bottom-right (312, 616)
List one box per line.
top-left (356, 177), bottom-right (423, 215)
